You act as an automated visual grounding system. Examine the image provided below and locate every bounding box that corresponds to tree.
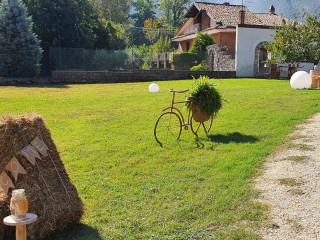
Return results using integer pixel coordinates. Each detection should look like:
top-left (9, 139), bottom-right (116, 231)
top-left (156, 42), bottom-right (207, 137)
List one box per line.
top-left (23, 0), bottom-right (103, 49)
top-left (144, 18), bottom-right (164, 43)
top-left (125, 46), bottom-right (142, 70)
top-left (153, 35), bottom-right (172, 53)
top-left (305, 12), bottom-right (320, 62)
top-left (265, 11), bottom-right (320, 64)
top-left (189, 32), bottom-right (215, 54)
top-left (95, 22), bottom-right (126, 50)
top-left (92, 0), bottom-right (131, 24)
top-left (0, 0), bottom-right (42, 77)
top-left (131, 0), bottom-right (156, 27)
top-left (159, 0), bottom-right (190, 27)
top-left (138, 44), bottom-right (154, 67)
top-left (21, 0), bottom-right (124, 74)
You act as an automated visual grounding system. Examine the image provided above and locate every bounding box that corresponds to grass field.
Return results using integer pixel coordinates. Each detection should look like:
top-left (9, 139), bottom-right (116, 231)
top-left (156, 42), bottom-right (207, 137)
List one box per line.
top-left (0, 79), bottom-right (319, 239)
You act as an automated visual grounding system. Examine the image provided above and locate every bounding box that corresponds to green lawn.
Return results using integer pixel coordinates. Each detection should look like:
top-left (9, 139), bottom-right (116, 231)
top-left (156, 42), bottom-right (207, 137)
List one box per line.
top-left (0, 79), bottom-right (319, 239)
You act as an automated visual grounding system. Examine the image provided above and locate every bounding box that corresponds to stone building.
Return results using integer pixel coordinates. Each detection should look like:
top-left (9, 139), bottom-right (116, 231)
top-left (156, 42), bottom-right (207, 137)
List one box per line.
top-left (172, 2), bottom-right (295, 77)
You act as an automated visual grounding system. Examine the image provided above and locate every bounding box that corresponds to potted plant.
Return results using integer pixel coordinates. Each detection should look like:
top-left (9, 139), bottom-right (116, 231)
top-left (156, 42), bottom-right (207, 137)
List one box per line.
top-left (186, 76), bottom-right (222, 122)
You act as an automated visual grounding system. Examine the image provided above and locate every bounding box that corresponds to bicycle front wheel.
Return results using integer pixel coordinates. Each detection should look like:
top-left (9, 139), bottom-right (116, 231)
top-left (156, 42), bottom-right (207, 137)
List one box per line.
top-left (154, 112), bottom-right (182, 146)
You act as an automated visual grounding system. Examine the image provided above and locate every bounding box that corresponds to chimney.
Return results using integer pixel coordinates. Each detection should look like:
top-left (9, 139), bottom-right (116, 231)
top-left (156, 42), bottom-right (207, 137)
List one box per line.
top-left (239, 10), bottom-right (245, 24)
top-left (223, 2), bottom-right (230, 5)
top-left (269, 5), bottom-right (275, 15)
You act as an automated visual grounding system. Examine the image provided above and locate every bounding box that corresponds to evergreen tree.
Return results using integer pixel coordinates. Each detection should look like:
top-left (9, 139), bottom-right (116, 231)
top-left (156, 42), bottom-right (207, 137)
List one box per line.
top-left (0, 0), bottom-right (42, 77)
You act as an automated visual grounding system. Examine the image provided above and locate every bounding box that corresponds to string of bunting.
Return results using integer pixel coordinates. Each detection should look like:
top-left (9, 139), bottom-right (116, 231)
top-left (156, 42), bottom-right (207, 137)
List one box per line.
top-left (0, 136), bottom-right (55, 196)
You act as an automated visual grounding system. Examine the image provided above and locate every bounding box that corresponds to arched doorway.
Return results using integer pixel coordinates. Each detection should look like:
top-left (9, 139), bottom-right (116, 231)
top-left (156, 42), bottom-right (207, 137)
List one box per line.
top-left (254, 42), bottom-right (270, 77)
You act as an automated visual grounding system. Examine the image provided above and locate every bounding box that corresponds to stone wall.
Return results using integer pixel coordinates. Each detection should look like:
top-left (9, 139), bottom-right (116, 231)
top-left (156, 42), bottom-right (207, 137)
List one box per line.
top-left (0, 77), bottom-right (52, 85)
top-left (0, 70), bottom-right (236, 86)
top-left (207, 45), bottom-right (235, 71)
top-left (51, 70), bottom-right (236, 83)
top-left (171, 62), bottom-right (196, 71)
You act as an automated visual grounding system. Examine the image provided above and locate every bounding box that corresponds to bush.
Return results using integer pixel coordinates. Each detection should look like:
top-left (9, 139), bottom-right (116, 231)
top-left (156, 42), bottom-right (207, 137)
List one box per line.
top-left (190, 60), bottom-right (208, 71)
top-left (221, 45), bottom-right (228, 51)
top-left (186, 76), bottom-right (222, 117)
top-left (171, 52), bottom-right (200, 63)
top-left (141, 62), bottom-right (149, 70)
top-left (93, 50), bottom-right (127, 70)
top-left (189, 32), bottom-right (215, 54)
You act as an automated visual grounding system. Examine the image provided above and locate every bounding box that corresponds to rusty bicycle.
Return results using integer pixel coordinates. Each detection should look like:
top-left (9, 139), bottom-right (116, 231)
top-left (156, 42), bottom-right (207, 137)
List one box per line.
top-left (154, 89), bottom-right (213, 146)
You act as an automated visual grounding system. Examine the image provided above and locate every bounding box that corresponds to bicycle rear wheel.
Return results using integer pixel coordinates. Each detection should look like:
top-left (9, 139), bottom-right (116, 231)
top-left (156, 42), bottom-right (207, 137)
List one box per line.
top-left (154, 112), bottom-right (182, 146)
top-left (190, 115), bottom-right (213, 137)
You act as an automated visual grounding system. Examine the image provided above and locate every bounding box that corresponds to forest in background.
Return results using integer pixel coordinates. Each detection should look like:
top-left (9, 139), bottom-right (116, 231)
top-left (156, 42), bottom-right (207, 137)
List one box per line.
top-left (1, 0), bottom-right (319, 75)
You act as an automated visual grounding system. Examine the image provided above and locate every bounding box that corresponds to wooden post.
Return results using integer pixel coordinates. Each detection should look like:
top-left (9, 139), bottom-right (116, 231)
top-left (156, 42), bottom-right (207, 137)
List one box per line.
top-left (157, 54), bottom-right (160, 69)
top-left (164, 53), bottom-right (167, 69)
top-left (16, 225), bottom-right (27, 240)
top-left (3, 213), bottom-right (38, 240)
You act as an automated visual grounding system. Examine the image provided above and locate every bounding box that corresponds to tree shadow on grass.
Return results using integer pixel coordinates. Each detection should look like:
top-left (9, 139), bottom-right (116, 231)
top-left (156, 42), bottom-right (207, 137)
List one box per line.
top-left (208, 132), bottom-right (259, 144)
top-left (16, 84), bottom-right (70, 88)
top-left (46, 223), bottom-right (103, 240)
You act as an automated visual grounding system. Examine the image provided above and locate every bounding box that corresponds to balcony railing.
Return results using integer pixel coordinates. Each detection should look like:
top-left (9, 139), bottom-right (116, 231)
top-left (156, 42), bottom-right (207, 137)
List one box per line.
top-left (184, 23), bottom-right (201, 36)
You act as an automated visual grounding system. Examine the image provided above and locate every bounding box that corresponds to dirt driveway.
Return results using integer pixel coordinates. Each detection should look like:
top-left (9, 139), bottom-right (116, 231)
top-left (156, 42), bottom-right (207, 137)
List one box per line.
top-left (255, 113), bottom-right (320, 240)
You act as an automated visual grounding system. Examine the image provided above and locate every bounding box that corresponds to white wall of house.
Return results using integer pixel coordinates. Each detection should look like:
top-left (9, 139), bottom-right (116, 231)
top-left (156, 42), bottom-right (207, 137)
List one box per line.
top-left (236, 26), bottom-right (275, 77)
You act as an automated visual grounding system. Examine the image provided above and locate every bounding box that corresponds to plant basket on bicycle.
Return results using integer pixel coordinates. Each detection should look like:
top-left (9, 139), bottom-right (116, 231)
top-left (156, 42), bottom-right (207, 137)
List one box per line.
top-left (153, 77), bottom-right (222, 146)
top-left (189, 102), bottom-right (213, 136)
top-left (190, 102), bottom-right (210, 122)
top-left (186, 76), bottom-right (222, 137)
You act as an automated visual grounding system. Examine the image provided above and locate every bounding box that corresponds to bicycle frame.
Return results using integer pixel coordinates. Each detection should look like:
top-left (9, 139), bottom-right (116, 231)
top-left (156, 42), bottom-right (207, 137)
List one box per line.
top-left (154, 88), bottom-right (214, 146)
top-left (161, 89), bottom-right (191, 129)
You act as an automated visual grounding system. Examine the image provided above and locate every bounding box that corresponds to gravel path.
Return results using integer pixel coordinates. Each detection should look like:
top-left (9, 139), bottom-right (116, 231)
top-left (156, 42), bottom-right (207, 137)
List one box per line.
top-left (255, 113), bottom-right (320, 240)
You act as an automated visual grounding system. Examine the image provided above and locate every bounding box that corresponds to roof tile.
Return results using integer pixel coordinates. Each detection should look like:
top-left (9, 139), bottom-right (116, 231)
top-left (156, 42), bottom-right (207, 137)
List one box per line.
top-left (193, 2), bottom-right (292, 27)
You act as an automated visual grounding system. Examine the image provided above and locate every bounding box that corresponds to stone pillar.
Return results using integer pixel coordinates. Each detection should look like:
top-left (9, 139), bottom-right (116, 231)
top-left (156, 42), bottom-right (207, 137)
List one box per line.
top-left (157, 54), bottom-right (160, 69)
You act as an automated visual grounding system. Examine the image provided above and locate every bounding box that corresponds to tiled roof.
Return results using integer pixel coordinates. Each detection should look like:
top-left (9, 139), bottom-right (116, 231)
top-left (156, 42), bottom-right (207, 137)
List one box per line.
top-left (254, 13), bottom-right (294, 26)
top-left (193, 2), bottom-right (292, 27)
top-left (194, 2), bottom-right (262, 26)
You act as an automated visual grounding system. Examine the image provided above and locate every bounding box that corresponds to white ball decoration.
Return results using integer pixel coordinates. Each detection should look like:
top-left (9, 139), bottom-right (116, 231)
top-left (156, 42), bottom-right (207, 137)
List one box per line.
top-left (149, 83), bottom-right (160, 93)
top-left (290, 71), bottom-right (311, 89)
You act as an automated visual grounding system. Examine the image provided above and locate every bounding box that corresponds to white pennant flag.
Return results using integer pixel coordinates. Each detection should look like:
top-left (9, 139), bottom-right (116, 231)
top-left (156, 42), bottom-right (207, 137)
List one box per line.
top-left (19, 144), bottom-right (41, 165)
top-left (31, 136), bottom-right (49, 157)
top-left (0, 172), bottom-right (14, 196)
top-left (5, 157), bottom-right (27, 182)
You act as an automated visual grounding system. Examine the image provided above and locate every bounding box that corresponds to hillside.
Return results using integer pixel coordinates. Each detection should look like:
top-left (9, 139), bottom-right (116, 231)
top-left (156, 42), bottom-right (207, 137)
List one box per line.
top-left (249, 0), bottom-right (319, 20)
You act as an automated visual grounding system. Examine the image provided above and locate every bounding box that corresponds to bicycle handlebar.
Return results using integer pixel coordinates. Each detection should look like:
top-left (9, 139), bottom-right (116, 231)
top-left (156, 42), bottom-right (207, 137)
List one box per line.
top-left (169, 89), bottom-right (189, 93)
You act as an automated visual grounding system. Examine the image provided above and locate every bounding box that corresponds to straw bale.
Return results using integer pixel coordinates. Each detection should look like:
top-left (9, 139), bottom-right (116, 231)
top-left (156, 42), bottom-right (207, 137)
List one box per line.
top-left (0, 113), bottom-right (83, 239)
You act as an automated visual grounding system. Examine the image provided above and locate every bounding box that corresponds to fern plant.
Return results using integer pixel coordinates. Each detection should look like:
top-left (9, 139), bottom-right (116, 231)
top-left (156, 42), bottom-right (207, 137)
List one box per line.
top-left (186, 76), bottom-right (222, 117)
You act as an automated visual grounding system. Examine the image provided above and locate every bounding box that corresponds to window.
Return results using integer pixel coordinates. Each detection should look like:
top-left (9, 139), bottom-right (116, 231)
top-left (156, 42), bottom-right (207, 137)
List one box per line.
top-left (186, 42), bottom-right (190, 51)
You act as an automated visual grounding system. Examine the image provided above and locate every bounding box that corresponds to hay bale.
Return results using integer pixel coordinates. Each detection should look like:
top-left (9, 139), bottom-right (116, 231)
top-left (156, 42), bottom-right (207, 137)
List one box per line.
top-left (0, 113), bottom-right (83, 239)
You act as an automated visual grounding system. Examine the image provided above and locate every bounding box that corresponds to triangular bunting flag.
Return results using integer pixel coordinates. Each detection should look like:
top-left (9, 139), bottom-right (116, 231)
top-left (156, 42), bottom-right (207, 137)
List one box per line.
top-left (19, 144), bottom-right (41, 165)
top-left (31, 136), bottom-right (49, 157)
top-left (5, 157), bottom-right (27, 182)
top-left (0, 172), bottom-right (14, 196)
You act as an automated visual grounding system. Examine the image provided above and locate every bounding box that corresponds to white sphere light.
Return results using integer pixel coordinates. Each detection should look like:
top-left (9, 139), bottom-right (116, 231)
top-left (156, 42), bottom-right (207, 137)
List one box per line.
top-left (149, 83), bottom-right (160, 93)
top-left (290, 71), bottom-right (312, 89)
